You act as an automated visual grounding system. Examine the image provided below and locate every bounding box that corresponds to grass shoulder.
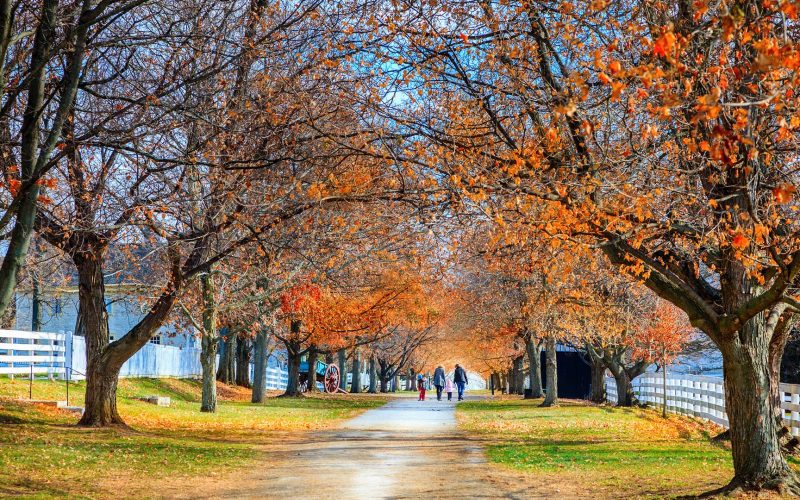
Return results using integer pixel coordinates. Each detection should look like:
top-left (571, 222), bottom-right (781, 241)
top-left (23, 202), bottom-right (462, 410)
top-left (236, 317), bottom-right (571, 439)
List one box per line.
top-left (457, 397), bottom-right (733, 498)
top-left (0, 377), bottom-right (388, 498)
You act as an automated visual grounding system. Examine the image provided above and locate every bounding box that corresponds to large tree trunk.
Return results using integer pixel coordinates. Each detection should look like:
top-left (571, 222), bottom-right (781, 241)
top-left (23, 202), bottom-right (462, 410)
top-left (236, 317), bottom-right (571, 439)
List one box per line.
top-left (589, 355), bottom-right (606, 404)
top-left (306, 347), bottom-right (319, 393)
top-left (251, 330), bottom-right (269, 403)
top-left (525, 337), bottom-right (543, 398)
top-left (337, 348), bottom-right (347, 390)
top-left (235, 336), bottom-right (251, 388)
top-left (541, 337), bottom-right (558, 407)
top-left (283, 344), bottom-right (302, 397)
top-left (74, 251), bottom-right (119, 426)
top-left (200, 272), bottom-right (218, 413)
top-left (721, 316), bottom-right (800, 492)
top-left (368, 356), bottom-right (377, 393)
top-left (0, 269), bottom-right (18, 328)
top-left (350, 348), bottom-right (361, 393)
top-left (612, 367), bottom-right (635, 407)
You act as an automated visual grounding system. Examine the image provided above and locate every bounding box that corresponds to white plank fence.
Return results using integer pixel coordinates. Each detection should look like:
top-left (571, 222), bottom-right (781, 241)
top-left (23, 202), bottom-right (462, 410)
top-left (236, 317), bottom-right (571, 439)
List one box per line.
top-left (606, 372), bottom-right (800, 435)
top-left (0, 329), bottom-right (289, 391)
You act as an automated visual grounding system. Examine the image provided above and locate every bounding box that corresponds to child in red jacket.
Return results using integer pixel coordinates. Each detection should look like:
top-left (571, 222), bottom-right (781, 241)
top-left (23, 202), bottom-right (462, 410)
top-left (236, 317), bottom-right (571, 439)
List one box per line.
top-left (418, 374), bottom-right (427, 401)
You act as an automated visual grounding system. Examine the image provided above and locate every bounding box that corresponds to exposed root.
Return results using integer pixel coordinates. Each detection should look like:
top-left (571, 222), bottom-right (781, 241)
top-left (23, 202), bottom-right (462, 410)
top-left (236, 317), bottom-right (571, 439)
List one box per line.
top-left (711, 429), bottom-right (730, 443)
top-left (779, 426), bottom-right (800, 455)
top-left (276, 392), bottom-right (306, 399)
top-left (697, 473), bottom-right (800, 497)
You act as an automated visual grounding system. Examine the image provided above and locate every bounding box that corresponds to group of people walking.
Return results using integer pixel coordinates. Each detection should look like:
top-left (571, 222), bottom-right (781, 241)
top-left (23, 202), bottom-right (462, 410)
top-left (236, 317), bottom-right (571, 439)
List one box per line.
top-left (417, 364), bottom-right (468, 402)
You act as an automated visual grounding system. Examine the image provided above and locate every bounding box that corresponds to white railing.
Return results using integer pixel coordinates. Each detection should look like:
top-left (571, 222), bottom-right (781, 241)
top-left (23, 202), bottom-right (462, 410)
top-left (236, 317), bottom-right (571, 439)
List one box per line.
top-left (0, 329), bottom-right (66, 377)
top-left (605, 373), bottom-right (800, 435)
top-left (0, 329), bottom-right (290, 388)
top-left (265, 366), bottom-right (288, 390)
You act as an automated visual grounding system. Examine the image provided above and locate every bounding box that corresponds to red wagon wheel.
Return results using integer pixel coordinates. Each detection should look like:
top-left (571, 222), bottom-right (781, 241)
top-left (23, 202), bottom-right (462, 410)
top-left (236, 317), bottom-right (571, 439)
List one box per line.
top-left (324, 364), bottom-right (340, 393)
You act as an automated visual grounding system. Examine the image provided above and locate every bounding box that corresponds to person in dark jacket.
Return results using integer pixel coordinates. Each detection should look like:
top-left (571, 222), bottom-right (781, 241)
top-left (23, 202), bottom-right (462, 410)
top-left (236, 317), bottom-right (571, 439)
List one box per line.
top-left (433, 365), bottom-right (446, 401)
top-left (453, 364), bottom-right (468, 401)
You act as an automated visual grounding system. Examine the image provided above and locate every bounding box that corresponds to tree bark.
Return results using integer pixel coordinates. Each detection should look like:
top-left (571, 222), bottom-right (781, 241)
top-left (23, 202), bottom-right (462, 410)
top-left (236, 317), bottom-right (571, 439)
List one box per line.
top-left (235, 336), bottom-right (251, 388)
top-left (251, 330), bottom-right (269, 403)
top-left (612, 367), bottom-right (635, 407)
top-left (525, 337), bottom-right (543, 398)
top-left (216, 329), bottom-right (236, 384)
top-left (589, 355), bottom-right (606, 404)
top-left (337, 348), bottom-right (347, 390)
top-left (31, 273), bottom-right (42, 331)
top-left (74, 251), bottom-right (120, 426)
top-left (541, 337), bottom-right (558, 407)
top-left (368, 356), bottom-right (377, 393)
top-left (721, 316), bottom-right (800, 491)
top-left (350, 348), bottom-right (361, 393)
top-left (283, 345), bottom-right (302, 397)
top-left (513, 355), bottom-right (525, 395)
top-left (200, 272), bottom-right (218, 413)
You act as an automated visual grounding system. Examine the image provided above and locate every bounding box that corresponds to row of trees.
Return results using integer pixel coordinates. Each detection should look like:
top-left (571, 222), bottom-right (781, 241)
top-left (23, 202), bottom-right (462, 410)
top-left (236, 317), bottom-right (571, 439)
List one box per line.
top-left (3, 0), bottom-right (800, 493)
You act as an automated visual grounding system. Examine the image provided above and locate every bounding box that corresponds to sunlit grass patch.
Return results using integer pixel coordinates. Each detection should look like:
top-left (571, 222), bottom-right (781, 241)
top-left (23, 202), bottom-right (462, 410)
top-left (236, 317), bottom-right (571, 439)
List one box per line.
top-left (458, 398), bottom-right (733, 498)
top-left (0, 377), bottom-right (388, 498)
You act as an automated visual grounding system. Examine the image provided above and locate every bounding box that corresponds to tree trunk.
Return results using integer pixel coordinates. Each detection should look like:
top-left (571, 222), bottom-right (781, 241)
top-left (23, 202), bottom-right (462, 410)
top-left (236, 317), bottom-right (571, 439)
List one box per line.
top-left (721, 318), bottom-right (800, 492)
top-left (235, 337), bottom-right (251, 388)
top-left (526, 337), bottom-right (543, 398)
top-left (513, 355), bottom-right (525, 395)
top-left (337, 348), bottom-right (347, 390)
top-left (251, 330), bottom-right (269, 403)
top-left (541, 337), bottom-right (558, 407)
top-left (200, 337), bottom-right (217, 412)
top-left (0, 269), bottom-right (18, 328)
top-left (283, 344), bottom-right (302, 397)
top-left (350, 348), bottom-right (361, 393)
top-left (368, 356), bottom-right (377, 393)
top-left (392, 374), bottom-right (399, 392)
top-left (590, 356), bottom-right (606, 404)
top-left (31, 273), bottom-right (42, 331)
top-left (200, 272), bottom-right (218, 413)
top-left (306, 347), bottom-right (319, 393)
top-left (612, 367), bottom-right (636, 407)
top-left (216, 329), bottom-right (236, 384)
top-left (74, 250), bottom-right (124, 426)
top-left (80, 362), bottom-right (124, 426)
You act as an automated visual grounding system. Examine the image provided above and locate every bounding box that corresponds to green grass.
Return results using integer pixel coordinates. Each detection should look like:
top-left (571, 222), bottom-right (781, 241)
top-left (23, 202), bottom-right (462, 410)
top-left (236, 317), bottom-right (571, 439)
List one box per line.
top-left (0, 377), bottom-right (388, 498)
top-left (457, 398), bottom-right (734, 498)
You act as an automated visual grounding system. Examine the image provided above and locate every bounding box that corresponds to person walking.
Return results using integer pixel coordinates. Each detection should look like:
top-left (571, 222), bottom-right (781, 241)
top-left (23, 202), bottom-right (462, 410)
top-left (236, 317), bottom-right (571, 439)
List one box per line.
top-left (444, 377), bottom-right (455, 401)
top-left (417, 373), bottom-right (427, 401)
top-left (433, 365), bottom-right (446, 401)
top-left (453, 364), bottom-right (468, 401)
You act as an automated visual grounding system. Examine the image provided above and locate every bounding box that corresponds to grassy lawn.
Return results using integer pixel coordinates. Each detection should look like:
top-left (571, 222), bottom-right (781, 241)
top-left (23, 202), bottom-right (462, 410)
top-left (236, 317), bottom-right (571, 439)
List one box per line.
top-left (0, 377), bottom-right (388, 498)
top-left (457, 398), bottom-right (735, 498)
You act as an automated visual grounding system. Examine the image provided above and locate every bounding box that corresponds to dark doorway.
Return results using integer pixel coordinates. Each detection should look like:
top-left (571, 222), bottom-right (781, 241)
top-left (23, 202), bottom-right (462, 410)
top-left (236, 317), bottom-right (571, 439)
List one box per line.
top-left (541, 350), bottom-right (592, 399)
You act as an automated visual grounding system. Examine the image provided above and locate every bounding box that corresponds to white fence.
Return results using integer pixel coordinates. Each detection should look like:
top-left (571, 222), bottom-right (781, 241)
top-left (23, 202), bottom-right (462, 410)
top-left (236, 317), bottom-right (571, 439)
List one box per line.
top-left (0, 330), bottom-right (66, 376)
top-left (606, 373), bottom-right (800, 435)
top-left (0, 329), bottom-right (290, 391)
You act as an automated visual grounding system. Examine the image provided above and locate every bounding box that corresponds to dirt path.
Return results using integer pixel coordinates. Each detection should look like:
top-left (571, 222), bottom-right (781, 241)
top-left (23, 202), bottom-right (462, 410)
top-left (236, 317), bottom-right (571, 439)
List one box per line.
top-left (206, 396), bottom-right (531, 499)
